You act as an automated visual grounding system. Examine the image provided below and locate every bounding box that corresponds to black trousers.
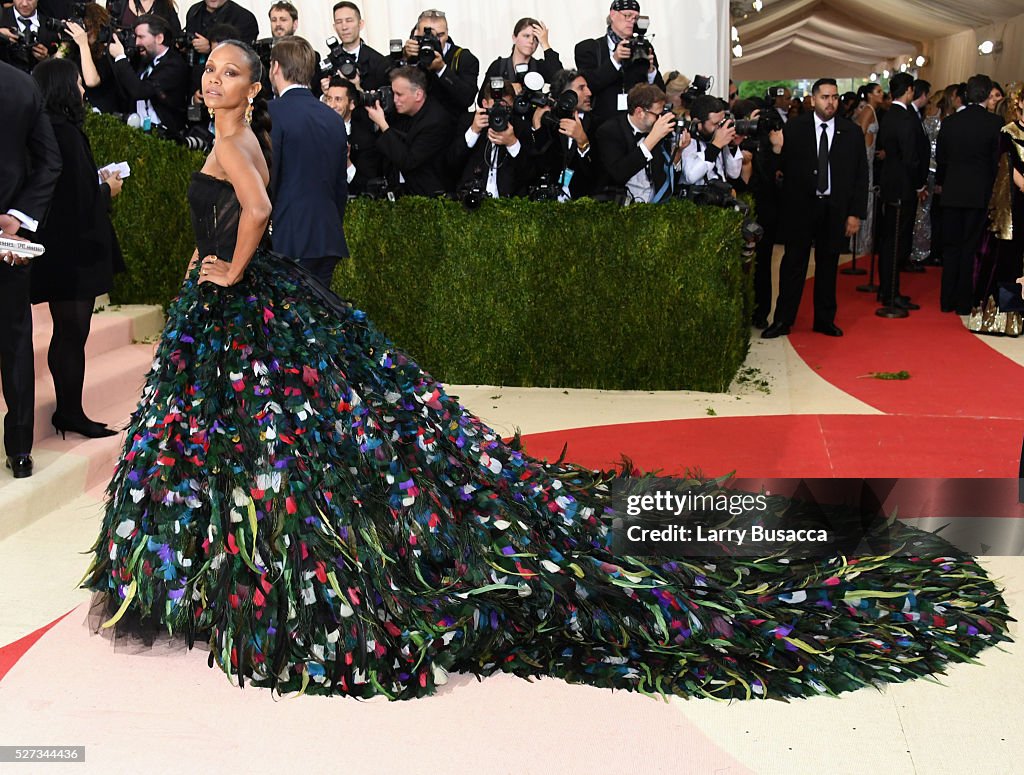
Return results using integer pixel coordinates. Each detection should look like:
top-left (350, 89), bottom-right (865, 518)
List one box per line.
top-left (941, 206), bottom-right (987, 313)
top-left (300, 256), bottom-right (341, 290)
top-left (878, 196), bottom-right (916, 302)
top-left (0, 266), bottom-right (34, 456)
top-left (752, 213), bottom-right (779, 323)
top-left (773, 197), bottom-right (841, 327)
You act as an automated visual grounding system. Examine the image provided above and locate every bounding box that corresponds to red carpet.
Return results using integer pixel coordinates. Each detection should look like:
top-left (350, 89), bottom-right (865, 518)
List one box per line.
top-left (792, 268), bottom-right (1024, 419)
top-left (521, 265), bottom-right (1024, 480)
top-left (0, 609), bottom-right (77, 682)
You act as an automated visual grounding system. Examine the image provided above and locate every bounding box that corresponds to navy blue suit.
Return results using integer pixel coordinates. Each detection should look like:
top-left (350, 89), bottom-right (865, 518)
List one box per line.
top-left (267, 86), bottom-right (349, 287)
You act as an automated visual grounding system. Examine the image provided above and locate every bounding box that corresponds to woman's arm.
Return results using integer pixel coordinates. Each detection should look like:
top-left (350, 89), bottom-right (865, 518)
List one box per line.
top-left (199, 137), bottom-right (271, 286)
top-left (68, 23), bottom-right (101, 88)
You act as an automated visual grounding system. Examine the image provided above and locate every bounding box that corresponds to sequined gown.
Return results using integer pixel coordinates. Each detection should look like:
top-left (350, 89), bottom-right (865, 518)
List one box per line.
top-left (83, 171), bottom-right (1012, 700)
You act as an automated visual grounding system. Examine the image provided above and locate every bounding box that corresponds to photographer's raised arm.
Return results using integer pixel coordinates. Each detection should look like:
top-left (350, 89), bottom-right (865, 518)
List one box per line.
top-left (65, 21), bottom-right (99, 88)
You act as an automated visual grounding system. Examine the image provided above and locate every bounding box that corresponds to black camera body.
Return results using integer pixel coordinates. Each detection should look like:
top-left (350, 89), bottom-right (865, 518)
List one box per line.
top-left (539, 89), bottom-right (579, 130)
top-left (529, 173), bottom-right (561, 202)
top-left (414, 27), bottom-right (442, 69)
top-left (681, 73), bottom-right (713, 110)
top-left (457, 176), bottom-right (487, 211)
top-left (253, 36), bottom-right (274, 74)
top-left (354, 85), bottom-right (395, 112)
top-left (627, 16), bottom-right (653, 64)
top-left (680, 180), bottom-right (764, 258)
top-left (486, 103), bottom-right (511, 133)
top-left (320, 35), bottom-right (358, 80)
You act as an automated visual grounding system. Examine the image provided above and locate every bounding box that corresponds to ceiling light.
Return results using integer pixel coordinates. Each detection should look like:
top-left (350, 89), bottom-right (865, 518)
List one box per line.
top-left (915, 55), bottom-right (927, 67)
top-left (899, 63), bottom-right (908, 72)
top-left (870, 72), bottom-right (877, 81)
top-left (732, 25), bottom-right (739, 42)
top-left (753, 0), bottom-right (763, 11)
top-left (978, 40), bottom-right (1002, 55)
top-left (733, 43), bottom-right (743, 58)
top-left (883, 69), bottom-right (890, 79)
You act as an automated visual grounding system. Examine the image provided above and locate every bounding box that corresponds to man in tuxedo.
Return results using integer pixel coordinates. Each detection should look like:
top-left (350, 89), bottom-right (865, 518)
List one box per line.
top-left (575, 0), bottom-right (664, 130)
top-left (763, 78), bottom-right (867, 339)
top-left (326, 2), bottom-right (388, 92)
top-left (0, 60), bottom-right (62, 478)
top-left (109, 14), bottom-right (189, 134)
top-left (267, 37), bottom-right (349, 288)
top-left (935, 73), bottom-right (1005, 314)
top-left (448, 78), bottom-right (531, 200)
top-left (594, 83), bottom-right (677, 204)
top-left (681, 95), bottom-right (742, 186)
top-left (528, 69), bottom-right (598, 200)
top-left (185, 0), bottom-right (259, 93)
top-left (324, 77), bottom-right (381, 198)
top-left (876, 72), bottom-right (929, 309)
top-left (367, 66), bottom-right (453, 197)
top-left (402, 9), bottom-right (478, 124)
top-left (0, 0), bottom-right (61, 73)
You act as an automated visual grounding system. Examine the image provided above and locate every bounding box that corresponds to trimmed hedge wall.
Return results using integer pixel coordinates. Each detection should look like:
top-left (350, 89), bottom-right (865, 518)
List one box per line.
top-left (86, 113), bottom-right (752, 391)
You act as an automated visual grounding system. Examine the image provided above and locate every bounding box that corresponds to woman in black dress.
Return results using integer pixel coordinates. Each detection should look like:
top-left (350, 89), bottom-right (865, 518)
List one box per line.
top-left (30, 57), bottom-right (125, 438)
top-left (482, 17), bottom-right (563, 90)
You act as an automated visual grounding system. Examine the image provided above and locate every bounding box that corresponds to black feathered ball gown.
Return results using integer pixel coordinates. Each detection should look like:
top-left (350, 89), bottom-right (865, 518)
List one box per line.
top-left (83, 171), bottom-right (1013, 700)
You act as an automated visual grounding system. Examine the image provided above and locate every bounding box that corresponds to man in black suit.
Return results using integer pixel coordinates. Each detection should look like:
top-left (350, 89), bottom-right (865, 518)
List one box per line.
top-left (527, 69), bottom-right (599, 200)
top-left (109, 14), bottom-right (189, 134)
top-left (0, 59), bottom-right (62, 478)
top-left (326, 2), bottom-right (388, 92)
top-left (875, 72), bottom-right (929, 310)
top-left (184, 0), bottom-right (259, 93)
top-left (448, 78), bottom-right (531, 200)
top-left (594, 83), bottom-right (677, 204)
top-left (0, 0), bottom-right (62, 73)
top-left (368, 66), bottom-right (453, 197)
top-left (935, 73), bottom-right (1005, 314)
top-left (574, 0), bottom-right (665, 131)
top-left (402, 9), bottom-right (478, 124)
top-left (267, 37), bottom-right (349, 288)
top-left (324, 77), bottom-right (381, 198)
top-left (763, 78), bottom-right (867, 339)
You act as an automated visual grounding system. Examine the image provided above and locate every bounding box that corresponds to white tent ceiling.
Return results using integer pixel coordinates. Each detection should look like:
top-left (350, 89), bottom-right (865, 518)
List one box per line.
top-left (732, 0), bottom-right (1024, 78)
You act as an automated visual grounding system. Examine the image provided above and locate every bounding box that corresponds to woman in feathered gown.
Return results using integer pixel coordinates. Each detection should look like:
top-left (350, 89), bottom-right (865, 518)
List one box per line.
top-left (84, 41), bottom-right (1013, 701)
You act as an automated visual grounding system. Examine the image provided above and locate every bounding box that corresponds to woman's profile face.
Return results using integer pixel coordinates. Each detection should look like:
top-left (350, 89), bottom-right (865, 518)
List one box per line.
top-left (202, 44), bottom-right (254, 112)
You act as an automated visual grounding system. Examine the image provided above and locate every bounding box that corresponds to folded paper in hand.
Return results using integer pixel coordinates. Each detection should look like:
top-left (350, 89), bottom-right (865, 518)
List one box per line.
top-left (97, 161), bottom-right (131, 185)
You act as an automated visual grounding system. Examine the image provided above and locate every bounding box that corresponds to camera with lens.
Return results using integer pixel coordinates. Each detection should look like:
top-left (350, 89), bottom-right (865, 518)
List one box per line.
top-left (539, 89), bottom-right (579, 130)
top-left (627, 15), bottom-right (654, 64)
top-left (456, 176), bottom-right (487, 211)
top-left (171, 31), bottom-right (195, 66)
top-left (483, 77), bottom-right (512, 132)
top-left (529, 173), bottom-right (561, 202)
top-left (413, 26), bottom-right (442, 69)
top-left (320, 35), bottom-right (358, 80)
top-left (512, 71), bottom-right (549, 118)
top-left (253, 36), bottom-right (274, 74)
top-left (354, 85), bottom-right (394, 112)
top-left (363, 177), bottom-right (397, 201)
top-left (681, 73), bottom-right (713, 110)
top-left (680, 180), bottom-right (763, 259)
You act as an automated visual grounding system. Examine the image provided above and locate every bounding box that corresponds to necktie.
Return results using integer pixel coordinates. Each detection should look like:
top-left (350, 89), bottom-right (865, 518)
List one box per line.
top-left (20, 17), bottom-right (32, 33)
top-left (816, 122), bottom-right (829, 193)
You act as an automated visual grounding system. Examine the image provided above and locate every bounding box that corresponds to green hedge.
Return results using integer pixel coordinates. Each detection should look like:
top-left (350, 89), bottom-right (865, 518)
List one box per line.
top-left (86, 113), bottom-right (751, 391)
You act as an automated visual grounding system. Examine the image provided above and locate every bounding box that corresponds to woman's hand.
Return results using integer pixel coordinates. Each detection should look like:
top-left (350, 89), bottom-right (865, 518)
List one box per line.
top-left (198, 255), bottom-right (239, 287)
top-left (65, 21), bottom-right (88, 49)
top-left (101, 169), bottom-right (123, 197)
top-left (532, 22), bottom-right (551, 50)
top-left (1017, 276), bottom-right (1024, 300)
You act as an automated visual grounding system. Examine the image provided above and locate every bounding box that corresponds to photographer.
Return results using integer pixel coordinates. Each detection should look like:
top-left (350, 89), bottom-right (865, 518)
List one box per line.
top-left (681, 95), bottom-right (743, 186)
top-left (594, 82), bottom-right (680, 204)
top-left (109, 12), bottom-right (188, 133)
top-left (402, 8), bottom-right (479, 123)
top-left (527, 68), bottom-right (598, 200)
top-left (482, 17), bottom-right (562, 94)
top-left (0, 0), bottom-right (62, 73)
top-left (323, 76), bottom-right (381, 197)
top-left (449, 77), bottom-right (530, 201)
top-left (367, 65), bottom-right (453, 197)
top-left (55, 4), bottom-right (120, 114)
top-left (322, 2), bottom-right (387, 92)
top-left (741, 99), bottom-right (786, 328)
top-left (111, 0), bottom-right (182, 39)
top-left (183, 0), bottom-right (258, 92)
top-left (574, 0), bottom-right (664, 130)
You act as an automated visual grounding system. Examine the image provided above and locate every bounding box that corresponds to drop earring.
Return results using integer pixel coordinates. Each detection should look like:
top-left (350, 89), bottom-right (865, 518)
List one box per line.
top-left (245, 97), bottom-right (253, 126)
top-left (208, 105), bottom-right (215, 118)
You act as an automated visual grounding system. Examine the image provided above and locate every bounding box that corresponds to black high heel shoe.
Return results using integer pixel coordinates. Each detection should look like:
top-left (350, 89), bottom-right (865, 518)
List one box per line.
top-left (51, 412), bottom-right (117, 440)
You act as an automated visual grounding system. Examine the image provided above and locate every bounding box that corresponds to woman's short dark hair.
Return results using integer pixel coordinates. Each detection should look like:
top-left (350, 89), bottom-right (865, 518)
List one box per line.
top-left (32, 57), bottom-right (85, 126)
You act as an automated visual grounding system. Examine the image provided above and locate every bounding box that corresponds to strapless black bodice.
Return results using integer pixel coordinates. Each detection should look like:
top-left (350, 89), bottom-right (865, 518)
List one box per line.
top-left (188, 171), bottom-right (241, 261)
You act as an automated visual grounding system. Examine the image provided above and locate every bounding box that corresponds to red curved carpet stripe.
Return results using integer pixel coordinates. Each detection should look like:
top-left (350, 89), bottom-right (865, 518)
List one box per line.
top-left (791, 268), bottom-right (1024, 419)
top-left (519, 415), bottom-right (1021, 479)
top-left (0, 608), bottom-right (78, 683)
